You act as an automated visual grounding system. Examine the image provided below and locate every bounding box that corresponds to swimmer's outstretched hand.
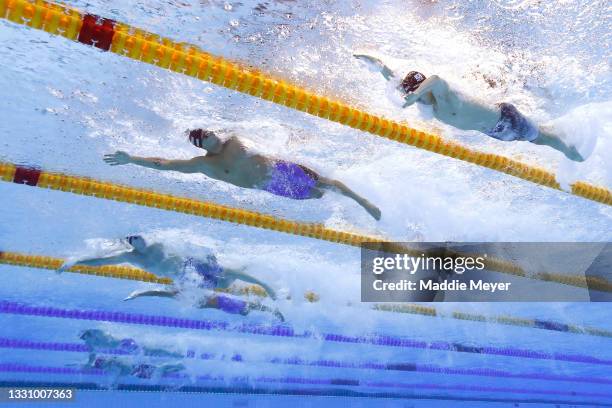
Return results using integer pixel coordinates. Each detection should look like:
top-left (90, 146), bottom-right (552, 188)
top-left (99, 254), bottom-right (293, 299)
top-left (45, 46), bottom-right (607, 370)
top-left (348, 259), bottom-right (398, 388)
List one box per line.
top-left (353, 53), bottom-right (396, 81)
top-left (57, 259), bottom-right (76, 274)
top-left (123, 291), bottom-right (138, 301)
top-left (104, 151), bottom-right (132, 166)
top-left (353, 53), bottom-right (381, 64)
top-left (402, 92), bottom-right (420, 108)
top-left (123, 289), bottom-right (149, 301)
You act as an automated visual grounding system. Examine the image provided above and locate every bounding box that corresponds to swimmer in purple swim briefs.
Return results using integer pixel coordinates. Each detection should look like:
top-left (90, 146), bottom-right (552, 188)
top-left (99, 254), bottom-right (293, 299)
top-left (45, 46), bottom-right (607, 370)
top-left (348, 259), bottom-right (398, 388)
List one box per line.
top-left (59, 235), bottom-right (282, 319)
top-left (103, 128), bottom-right (381, 220)
top-left (353, 54), bottom-right (584, 162)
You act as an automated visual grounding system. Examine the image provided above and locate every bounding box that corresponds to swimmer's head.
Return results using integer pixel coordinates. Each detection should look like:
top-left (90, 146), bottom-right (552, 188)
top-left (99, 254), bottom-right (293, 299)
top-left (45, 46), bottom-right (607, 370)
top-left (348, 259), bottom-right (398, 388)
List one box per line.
top-left (401, 71), bottom-right (426, 94)
top-left (79, 329), bottom-right (108, 346)
top-left (125, 235), bottom-right (147, 252)
top-left (187, 128), bottom-right (221, 152)
top-left (79, 329), bottom-right (103, 341)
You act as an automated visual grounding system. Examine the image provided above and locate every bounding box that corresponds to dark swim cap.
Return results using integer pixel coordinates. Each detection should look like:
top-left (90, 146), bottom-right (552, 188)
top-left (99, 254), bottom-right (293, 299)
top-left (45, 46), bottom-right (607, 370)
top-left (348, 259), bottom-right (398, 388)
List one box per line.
top-left (401, 71), bottom-right (426, 93)
top-left (125, 235), bottom-right (142, 246)
top-left (188, 128), bottom-right (215, 148)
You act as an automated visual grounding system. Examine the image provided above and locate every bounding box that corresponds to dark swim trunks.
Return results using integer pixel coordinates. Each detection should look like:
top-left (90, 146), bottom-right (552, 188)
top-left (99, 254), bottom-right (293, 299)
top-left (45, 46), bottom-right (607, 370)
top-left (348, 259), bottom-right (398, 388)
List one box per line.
top-left (131, 364), bottom-right (155, 379)
top-left (183, 255), bottom-right (224, 289)
top-left (264, 161), bottom-right (319, 200)
top-left (486, 103), bottom-right (538, 142)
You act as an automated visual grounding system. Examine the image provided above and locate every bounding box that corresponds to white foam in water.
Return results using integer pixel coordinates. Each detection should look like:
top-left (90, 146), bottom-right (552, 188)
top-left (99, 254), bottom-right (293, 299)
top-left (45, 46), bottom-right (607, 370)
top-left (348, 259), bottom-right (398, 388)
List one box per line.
top-left (62, 238), bottom-right (133, 267)
top-left (554, 101), bottom-right (612, 190)
top-left (384, 75), bottom-right (408, 108)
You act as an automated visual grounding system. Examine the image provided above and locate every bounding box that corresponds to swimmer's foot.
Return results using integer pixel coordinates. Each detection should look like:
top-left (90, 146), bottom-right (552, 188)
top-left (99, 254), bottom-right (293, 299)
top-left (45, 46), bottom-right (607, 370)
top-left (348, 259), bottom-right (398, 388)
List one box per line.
top-left (273, 309), bottom-right (285, 322)
top-left (533, 127), bottom-right (587, 162)
top-left (564, 145), bottom-right (586, 162)
top-left (256, 304), bottom-right (285, 322)
top-left (361, 200), bottom-right (382, 221)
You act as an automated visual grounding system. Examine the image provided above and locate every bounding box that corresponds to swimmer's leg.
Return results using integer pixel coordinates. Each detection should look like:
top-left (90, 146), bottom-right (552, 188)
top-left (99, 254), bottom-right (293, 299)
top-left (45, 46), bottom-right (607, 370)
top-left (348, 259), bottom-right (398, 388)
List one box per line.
top-left (142, 346), bottom-right (182, 358)
top-left (199, 295), bottom-right (284, 321)
top-left (123, 288), bottom-right (179, 301)
top-left (246, 302), bottom-right (285, 322)
top-left (316, 176), bottom-right (381, 220)
top-left (152, 363), bottom-right (185, 381)
top-left (533, 127), bottom-right (585, 162)
top-left (220, 269), bottom-right (277, 300)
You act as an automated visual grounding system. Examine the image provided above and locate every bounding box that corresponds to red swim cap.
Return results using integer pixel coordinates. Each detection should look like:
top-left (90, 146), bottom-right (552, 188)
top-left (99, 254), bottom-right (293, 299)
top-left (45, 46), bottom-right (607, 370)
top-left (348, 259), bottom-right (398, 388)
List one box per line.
top-left (401, 71), bottom-right (426, 93)
top-left (188, 129), bottom-right (215, 148)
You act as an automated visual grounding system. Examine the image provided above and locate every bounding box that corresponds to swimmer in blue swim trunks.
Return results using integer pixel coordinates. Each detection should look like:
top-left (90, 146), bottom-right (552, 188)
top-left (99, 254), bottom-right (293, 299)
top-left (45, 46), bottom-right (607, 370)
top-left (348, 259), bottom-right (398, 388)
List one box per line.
top-left (77, 330), bottom-right (184, 382)
top-left (103, 129), bottom-right (381, 220)
top-left (59, 235), bottom-right (282, 319)
top-left (84, 356), bottom-right (184, 381)
top-left (79, 329), bottom-right (182, 360)
top-left (354, 54), bottom-right (584, 162)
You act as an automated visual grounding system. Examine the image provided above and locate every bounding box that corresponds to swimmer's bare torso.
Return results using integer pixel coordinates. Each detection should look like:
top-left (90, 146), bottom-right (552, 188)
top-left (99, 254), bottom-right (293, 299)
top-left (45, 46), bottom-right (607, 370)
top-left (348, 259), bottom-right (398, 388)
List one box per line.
top-left (107, 136), bottom-right (272, 189)
top-left (354, 54), bottom-right (504, 132)
top-left (402, 75), bottom-right (501, 133)
top-left (354, 54), bottom-right (584, 161)
top-left (60, 236), bottom-right (278, 299)
top-left (103, 129), bottom-right (382, 220)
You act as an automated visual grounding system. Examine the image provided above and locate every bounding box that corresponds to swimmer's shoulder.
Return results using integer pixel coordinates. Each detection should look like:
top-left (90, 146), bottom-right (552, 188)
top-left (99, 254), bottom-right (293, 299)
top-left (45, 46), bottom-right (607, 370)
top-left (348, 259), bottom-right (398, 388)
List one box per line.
top-left (220, 136), bottom-right (251, 158)
top-left (225, 135), bottom-right (247, 149)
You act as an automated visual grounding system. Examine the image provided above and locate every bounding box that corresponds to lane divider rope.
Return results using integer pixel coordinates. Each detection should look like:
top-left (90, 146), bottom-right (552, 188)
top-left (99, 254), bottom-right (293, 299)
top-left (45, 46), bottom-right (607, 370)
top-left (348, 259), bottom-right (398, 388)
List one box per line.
top-left (0, 0), bottom-right (610, 206)
top-left (4, 161), bottom-right (611, 294)
top-left (1, 379), bottom-right (609, 406)
top-left (0, 250), bottom-right (171, 284)
top-left (0, 161), bottom-right (389, 247)
top-left (2, 336), bottom-right (610, 385)
top-left (1, 362), bottom-right (610, 400)
top-left (1, 300), bottom-right (610, 366)
top-left (2, 250), bottom-right (611, 339)
top-left (373, 304), bottom-right (612, 339)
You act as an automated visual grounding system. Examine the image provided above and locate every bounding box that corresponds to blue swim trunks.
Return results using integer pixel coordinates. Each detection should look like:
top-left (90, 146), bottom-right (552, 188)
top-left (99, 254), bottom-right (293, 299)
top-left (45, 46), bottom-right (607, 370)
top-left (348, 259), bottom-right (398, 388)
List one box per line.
top-left (487, 103), bottom-right (538, 142)
top-left (216, 295), bottom-right (248, 315)
top-left (183, 255), bottom-right (224, 289)
top-left (131, 364), bottom-right (155, 379)
top-left (264, 161), bottom-right (319, 200)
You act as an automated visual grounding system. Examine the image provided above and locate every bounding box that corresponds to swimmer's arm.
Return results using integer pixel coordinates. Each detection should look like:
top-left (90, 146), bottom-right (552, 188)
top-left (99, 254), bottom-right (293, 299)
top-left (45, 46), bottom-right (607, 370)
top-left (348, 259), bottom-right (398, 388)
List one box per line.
top-left (58, 252), bottom-right (134, 273)
top-left (353, 54), bottom-right (397, 81)
top-left (402, 75), bottom-right (447, 107)
top-left (87, 353), bottom-right (96, 366)
top-left (104, 151), bottom-right (211, 174)
top-left (123, 288), bottom-right (179, 301)
top-left (129, 156), bottom-right (203, 173)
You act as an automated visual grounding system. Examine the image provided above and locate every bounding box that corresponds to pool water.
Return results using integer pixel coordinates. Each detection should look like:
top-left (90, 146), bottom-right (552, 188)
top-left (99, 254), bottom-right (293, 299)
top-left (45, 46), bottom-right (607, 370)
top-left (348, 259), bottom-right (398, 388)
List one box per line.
top-left (0, 0), bottom-right (611, 406)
